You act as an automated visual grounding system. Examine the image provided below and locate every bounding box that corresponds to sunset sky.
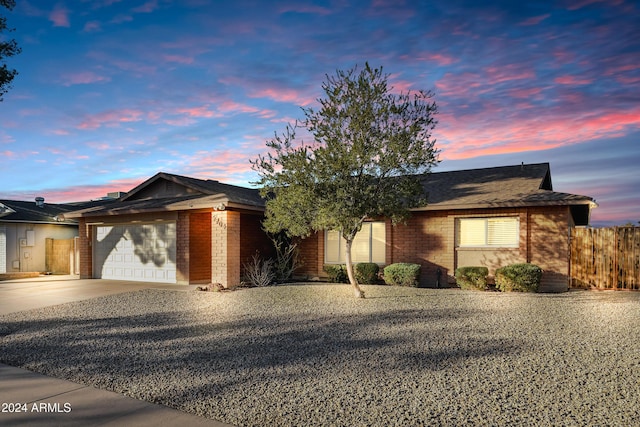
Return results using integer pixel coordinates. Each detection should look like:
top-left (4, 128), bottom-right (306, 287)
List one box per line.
top-left (0, 0), bottom-right (638, 226)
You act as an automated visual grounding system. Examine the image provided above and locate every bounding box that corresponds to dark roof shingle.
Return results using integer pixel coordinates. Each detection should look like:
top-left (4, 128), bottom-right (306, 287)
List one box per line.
top-left (417, 163), bottom-right (594, 210)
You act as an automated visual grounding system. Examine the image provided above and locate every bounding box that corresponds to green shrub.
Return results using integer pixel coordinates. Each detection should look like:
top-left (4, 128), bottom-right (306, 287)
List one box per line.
top-left (323, 264), bottom-right (348, 283)
top-left (495, 263), bottom-right (542, 292)
top-left (355, 263), bottom-right (380, 284)
top-left (455, 266), bottom-right (489, 291)
top-left (383, 263), bottom-right (421, 287)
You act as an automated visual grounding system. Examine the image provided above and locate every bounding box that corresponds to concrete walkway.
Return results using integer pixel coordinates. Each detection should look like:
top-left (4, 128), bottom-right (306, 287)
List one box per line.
top-left (0, 276), bottom-right (234, 427)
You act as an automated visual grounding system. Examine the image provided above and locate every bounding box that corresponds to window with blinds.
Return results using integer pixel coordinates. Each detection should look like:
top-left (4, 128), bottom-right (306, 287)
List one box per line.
top-left (325, 222), bottom-right (386, 264)
top-left (457, 217), bottom-right (519, 247)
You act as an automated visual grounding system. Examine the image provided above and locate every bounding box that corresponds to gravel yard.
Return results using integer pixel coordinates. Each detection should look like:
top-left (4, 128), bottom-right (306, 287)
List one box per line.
top-left (1, 284), bottom-right (640, 426)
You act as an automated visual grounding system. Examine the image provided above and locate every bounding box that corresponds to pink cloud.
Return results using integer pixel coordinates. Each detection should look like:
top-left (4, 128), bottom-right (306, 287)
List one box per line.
top-left (132, 0), bottom-right (158, 13)
top-left (247, 87), bottom-right (314, 106)
top-left (111, 14), bottom-right (133, 24)
top-left (16, 178), bottom-right (144, 204)
top-left (163, 54), bottom-right (195, 64)
top-left (368, 0), bottom-right (414, 21)
top-left (554, 75), bottom-right (593, 85)
top-left (405, 53), bottom-right (457, 66)
top-left (484, 65), bottom-right (536, 84)
top-left (176, 106), bottom-right (218, 118)
top-left (181, 150), bottom-right (255, 181)
top-left (566, 0), bottom-right (623, 11)
top-left (519, 14), bottom-right (550, 26)
top-left (49, 3), bottom-right (70, 27)
top-left (163, 117), bottom-right (197, 127)
top-left (508, 87), bottom-right (544, 99)
top-left (278, 3), bottom-right (332, 15)
top-left (61, 71), bottom-right (111, 86)
top-left (85, 141), bottom-right (113, 150)
top-left (435, 72), bottom-right (487, 98)
top-left (217, 100), bottom-right (277, 119)
top-left (77, 109), bottom-right (144, 130)
top-left (218, 75), bottom-right (313, 107)
top-left (83, 21), bottom-right (101, 32)
top-left (1, 151), bottom-right (15, 158)
top-left (438, 107), bottom-right (640, 161)
top-left (0, 131), bottom-right (14, 144)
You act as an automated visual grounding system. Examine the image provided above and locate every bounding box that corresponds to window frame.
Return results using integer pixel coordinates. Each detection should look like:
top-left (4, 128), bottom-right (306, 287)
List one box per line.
top-left (456, 216), bottom-right (520, 248)
top-left (324, 221), bottom-right (386, 264)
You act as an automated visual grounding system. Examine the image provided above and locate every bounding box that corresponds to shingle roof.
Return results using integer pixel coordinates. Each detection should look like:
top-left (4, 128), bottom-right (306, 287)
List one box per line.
top-left (417, 163), bottom-right (595, 210)
top-left (0, 199), bottom-right (83, 224)
top-left (61, 164), bottom-right (596, 219)
top-left (62, 172), bottom-right (265, 218)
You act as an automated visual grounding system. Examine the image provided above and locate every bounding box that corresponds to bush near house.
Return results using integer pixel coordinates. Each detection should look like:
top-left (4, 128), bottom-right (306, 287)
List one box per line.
top-left (495, 263), bottom-right (542, 292)
top-left (455, 266), bottom-right (489, 291)
top-left (355, 263), bottom-right (380, 284)
top-left (242, 252), bottom-right (276, 287)
top-left (383, 263), bottom-right (421, 287)
top-left (324, 264), bottom-right (349, 283)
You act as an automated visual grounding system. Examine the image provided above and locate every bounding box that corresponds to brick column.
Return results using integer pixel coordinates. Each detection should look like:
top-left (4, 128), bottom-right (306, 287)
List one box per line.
top-left (78, 218), bottom-right (93, 279)
top-left (211, 210), bottom-right (241, 288)
top-left (176, 212), bottom-right (189, 285)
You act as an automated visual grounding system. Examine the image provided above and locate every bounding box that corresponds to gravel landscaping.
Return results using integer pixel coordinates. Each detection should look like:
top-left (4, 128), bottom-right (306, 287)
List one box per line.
top-left (1, 284), bottom-right (640, 426)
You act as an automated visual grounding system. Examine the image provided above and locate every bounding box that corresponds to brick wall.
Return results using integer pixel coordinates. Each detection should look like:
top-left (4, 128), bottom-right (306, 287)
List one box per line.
top-left (295, 206), bottom-right (573, 290)
top-left (188, 211), bottom-right (212, 283)
top-left (78, 218), bottom-right (92, 279)
top-left (176, 211), bottom-right (189, 284)
top-left (239, 213), bottom-right (274, 276)
top-left (211, 210), bottom-right (241, 288)
top-left (296, 232), bottom-right (322, 278)
top-left (528, 206), bottom-right (571, 292)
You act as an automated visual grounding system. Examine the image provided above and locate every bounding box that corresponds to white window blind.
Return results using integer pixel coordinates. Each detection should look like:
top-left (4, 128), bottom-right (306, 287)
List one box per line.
top-left (458, 217), bottom-right (519, 247)
top-left (459, 218), bottom-right (486, 246)
top-left (325, 222), bottom-right (386, 264)
top-left (487, 218), bottom-right (519, 246)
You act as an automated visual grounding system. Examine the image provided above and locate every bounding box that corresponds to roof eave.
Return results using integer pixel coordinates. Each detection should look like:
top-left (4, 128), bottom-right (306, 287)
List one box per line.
top-left (61, 195), bottom-right (265, 219)
top-left (412, 199), bottom-right (596, 211)
top-left (0, 219), bottom-right (78, 225)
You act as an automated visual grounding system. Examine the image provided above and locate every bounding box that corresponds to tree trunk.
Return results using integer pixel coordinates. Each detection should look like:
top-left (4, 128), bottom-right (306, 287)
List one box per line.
top-left (345, 238), bottom-right (365, 298)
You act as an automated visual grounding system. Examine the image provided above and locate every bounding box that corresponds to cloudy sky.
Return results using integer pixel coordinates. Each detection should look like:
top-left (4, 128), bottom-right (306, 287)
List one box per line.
top-left (0, 0), bottom-right (638, 226)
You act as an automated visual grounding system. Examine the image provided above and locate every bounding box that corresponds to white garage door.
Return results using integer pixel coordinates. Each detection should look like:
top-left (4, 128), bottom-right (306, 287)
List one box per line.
top-left (94, 222), bottom-right (177, 283)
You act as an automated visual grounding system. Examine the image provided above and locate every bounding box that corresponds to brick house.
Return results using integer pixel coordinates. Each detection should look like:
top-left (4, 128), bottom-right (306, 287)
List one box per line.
top-left (64, 163), bottom-right (595, 292)
top-left (63, 172), bottom-right (273, 287)
top-left (296, 163), bottom-right (596, 292)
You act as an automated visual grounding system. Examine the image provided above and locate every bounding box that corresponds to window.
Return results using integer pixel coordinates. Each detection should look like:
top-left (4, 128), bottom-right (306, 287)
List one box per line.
top-left (325, 222), bottom-right (385, 264)
top-left (457, 217), bottom-right (519, 247)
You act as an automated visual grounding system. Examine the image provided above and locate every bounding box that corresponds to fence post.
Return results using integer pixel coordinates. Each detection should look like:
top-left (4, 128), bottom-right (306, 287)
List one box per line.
top-left (613, 227), bottom-right (619, 290)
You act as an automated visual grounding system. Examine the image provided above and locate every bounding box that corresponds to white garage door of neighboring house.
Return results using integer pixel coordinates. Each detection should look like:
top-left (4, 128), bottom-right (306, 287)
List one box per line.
top-left (94, 223), bottom-right (177, 283)
top-left (0, 226), bottom-right (6, 274)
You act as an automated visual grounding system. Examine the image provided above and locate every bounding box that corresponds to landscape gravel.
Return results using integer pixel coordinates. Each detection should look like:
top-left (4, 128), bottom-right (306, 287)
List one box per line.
top-left (1, 284), bottom-right (640, 426)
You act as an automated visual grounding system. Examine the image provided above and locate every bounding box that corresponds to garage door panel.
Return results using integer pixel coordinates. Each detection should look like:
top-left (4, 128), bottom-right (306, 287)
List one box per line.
top-left (94, 222), bottom-right (177, 284)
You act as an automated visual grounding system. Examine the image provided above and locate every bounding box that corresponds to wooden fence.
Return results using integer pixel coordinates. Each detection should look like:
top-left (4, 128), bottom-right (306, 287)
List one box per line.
top-left (45, 237), bottom-right (79, 275)
top-left (570, 227), bottom-right (640, 290)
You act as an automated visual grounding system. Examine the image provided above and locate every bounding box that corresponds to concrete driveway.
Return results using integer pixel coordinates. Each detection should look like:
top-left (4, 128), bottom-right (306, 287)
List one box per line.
top-left (0, 275), bottom-right (198, 315)
top-left (0, 276), bottom-right (232, 426)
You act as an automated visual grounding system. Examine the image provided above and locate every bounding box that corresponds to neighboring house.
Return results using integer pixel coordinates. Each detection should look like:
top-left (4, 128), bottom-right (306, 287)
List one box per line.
top-left (62, 172), bottom-right (273, 286)
top-left (297, 163), bottom-right (597, 292)
top-left (63, 163), bottom-right (596, 292)
top-left (0, 198), bottom-right (80, 275)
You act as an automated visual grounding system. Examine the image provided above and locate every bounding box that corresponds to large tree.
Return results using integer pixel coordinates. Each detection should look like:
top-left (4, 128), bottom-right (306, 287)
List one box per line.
top-left (0, 0), bottom-right (20, 101)
top-left (252, 63), bottom-right (439, 298)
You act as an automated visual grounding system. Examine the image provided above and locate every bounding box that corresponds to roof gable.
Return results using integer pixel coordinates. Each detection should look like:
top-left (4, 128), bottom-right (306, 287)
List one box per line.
top-left (121, 173), bottom-right (212, 201)
top-left (63, 172), bottom-right (264, 218)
